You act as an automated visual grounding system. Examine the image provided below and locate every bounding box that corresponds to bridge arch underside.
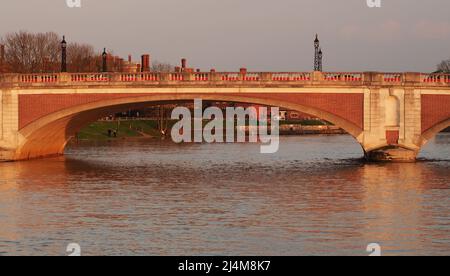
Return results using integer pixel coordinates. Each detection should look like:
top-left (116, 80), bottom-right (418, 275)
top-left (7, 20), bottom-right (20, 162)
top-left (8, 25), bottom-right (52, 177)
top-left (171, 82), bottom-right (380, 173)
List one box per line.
top-left (15, 94), bottom-right (364, 161)
top-left (421, 118), bottom-right (450, 146)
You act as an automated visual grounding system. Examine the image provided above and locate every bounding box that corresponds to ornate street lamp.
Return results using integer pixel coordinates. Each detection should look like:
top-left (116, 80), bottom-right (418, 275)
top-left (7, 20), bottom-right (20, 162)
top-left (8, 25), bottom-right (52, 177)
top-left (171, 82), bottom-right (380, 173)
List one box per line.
top-left (314, 34), bottom-right (320, 71)
top-left (318, 48), bottom-right (323, 72)
top-left (102, 48), bottom-right (108, 72)
top-left (61, 36), bottom-right (67, 73)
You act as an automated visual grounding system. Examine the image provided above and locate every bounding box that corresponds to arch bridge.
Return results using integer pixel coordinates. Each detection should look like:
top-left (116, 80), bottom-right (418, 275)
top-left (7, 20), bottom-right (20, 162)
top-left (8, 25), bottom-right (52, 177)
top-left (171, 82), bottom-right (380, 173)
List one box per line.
top-left (1, 71), bottom-right (450, 162)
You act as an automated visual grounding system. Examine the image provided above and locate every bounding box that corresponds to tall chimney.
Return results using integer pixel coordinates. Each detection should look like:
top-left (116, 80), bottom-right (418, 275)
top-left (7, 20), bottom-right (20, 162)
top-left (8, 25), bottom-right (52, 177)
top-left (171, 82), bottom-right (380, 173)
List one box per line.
top-left (128, 55), bottom-right (132, 63)
top-left (141, 54), bottom-right (150, 72)
top-left (181, 58), bottom-right (187, 71)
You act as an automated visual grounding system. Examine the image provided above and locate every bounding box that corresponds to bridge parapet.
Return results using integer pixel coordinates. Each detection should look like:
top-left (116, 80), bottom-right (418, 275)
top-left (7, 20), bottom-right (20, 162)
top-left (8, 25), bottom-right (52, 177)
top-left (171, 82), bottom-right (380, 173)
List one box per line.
top-left (1, 71), bottom-right (450, 88)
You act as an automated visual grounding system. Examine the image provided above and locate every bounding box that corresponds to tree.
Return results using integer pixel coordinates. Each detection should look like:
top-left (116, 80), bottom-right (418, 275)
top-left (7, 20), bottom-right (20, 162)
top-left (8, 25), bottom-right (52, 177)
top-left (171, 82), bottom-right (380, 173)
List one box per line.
top-left (151, 60), bottom-right (174, 72)
top-left (437, 59), bottom-right (450, 73)
top-left (1, 31), bottom-right (60, 73)
top-left (67, 42), bottom-right (97, 72)
top-left (1, 31), bottom-right (174, 73)
top-left (0, 31), bottom-right (102, 73)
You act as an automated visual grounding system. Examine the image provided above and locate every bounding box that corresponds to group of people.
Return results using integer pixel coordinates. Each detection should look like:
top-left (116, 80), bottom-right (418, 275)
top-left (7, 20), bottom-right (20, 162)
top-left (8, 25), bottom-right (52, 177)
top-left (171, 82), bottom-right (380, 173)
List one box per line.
top-left (107, 129), bottom-right (118, 138)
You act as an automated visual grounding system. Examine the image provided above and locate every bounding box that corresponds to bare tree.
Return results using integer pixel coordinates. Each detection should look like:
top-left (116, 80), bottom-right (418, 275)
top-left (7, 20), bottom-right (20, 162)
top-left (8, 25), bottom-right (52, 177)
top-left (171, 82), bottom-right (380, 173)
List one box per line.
top-left (1, 31), bottom-right (60, 73)
top-left (67, 43), bottom-right (97, 72)
top-left (33, 32), bottom-right (60, 72)
top-left (151, 60), bottom-right (174, 72)
top-left (1, 31), bottom-right (173, 73)
top-left (0, 31), bottom-right (106, 73)
top-left (437, 59), bottom-right (450, 73)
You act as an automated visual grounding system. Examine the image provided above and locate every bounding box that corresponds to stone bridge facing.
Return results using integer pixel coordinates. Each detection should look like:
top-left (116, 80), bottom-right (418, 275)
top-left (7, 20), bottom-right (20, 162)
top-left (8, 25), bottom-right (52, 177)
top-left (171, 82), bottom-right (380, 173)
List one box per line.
top-left (1, 71), bottom-right (450, 162)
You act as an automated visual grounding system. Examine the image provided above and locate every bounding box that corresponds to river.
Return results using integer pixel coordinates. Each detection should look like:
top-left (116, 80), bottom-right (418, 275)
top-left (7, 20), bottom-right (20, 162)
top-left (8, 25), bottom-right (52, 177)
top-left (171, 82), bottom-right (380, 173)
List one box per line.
top-left (0, 134), bottom-right (449, 256)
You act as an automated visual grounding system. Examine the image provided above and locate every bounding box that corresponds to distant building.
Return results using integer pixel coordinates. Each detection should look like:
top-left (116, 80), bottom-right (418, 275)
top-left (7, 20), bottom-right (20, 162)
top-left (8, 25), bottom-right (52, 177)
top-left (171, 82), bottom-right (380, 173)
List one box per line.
top-left (285, 111), bottom-right (318, 121)
top-left (122, 55), bottom-right (141, 73)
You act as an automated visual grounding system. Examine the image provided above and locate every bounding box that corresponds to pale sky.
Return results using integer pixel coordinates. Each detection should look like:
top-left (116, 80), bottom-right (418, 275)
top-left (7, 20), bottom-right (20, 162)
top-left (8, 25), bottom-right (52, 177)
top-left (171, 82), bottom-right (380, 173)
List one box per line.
top-left (1, 0), bottom-right (450, 72)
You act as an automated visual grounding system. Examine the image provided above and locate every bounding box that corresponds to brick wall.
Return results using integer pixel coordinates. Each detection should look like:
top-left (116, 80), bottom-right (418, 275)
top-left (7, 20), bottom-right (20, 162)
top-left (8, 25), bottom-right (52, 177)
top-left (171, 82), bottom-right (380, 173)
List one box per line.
top-left (386, 130), bottom-right (399, 145)
top-left (421, 95), bottom-right (450, 133)
top-left (18, 92), bottom-right (364, 131)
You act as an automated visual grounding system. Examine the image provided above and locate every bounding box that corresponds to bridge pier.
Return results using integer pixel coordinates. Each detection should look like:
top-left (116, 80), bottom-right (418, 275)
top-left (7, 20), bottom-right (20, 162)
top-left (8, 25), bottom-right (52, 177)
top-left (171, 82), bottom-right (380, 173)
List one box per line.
top-left (364, 147), bottom-right (418, 162)
top-left (0, 149), bottom-right (14, 162)
top-left (359, 79), bottom-right (425, 163)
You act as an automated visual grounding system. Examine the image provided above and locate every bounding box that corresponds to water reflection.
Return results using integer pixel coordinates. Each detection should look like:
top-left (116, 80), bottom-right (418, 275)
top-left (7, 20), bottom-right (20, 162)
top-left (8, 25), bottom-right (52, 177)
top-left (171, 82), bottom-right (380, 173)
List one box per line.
top-left (0, 134), bottom-right (449, 255)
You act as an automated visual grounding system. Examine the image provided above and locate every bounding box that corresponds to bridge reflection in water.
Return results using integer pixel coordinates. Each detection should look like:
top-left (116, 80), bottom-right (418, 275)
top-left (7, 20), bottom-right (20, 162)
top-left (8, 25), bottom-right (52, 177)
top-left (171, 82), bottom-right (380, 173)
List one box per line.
top-left (0, 135), bottom-right (449, 255)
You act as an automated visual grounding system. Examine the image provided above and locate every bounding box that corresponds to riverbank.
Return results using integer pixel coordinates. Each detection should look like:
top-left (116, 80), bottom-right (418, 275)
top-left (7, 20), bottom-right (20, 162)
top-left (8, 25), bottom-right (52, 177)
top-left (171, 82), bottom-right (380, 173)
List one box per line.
top-left (75, 120), bottom-right (165, 141)
top-left (74, 119), bottom-right (344, 142)
top-left (279, 124), bottom-right (346, 135)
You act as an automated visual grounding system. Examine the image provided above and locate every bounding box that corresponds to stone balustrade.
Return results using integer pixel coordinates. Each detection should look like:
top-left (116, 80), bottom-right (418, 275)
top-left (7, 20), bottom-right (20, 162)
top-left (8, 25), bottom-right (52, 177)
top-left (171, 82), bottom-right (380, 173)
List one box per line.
top-left (1, 71), bottom-right (450, 87)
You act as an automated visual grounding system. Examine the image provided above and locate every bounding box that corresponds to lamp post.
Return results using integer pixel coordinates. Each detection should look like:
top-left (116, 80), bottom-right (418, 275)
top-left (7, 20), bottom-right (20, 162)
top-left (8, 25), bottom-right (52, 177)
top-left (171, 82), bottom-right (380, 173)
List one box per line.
top-left (102, 48), bottom-right (108, 72)
top-left (61, 36), bottom-right (67, 73)
top-left (314, 34), bottom-right (320, 71)
top-left (318, 48), bottom-right (323, 72)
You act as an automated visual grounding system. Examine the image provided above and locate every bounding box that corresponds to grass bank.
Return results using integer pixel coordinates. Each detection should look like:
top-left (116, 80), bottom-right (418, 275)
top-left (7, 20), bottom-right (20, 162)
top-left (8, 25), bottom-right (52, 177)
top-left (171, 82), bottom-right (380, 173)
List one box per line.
top-left (75, 119), bottom-right (331, 141)
top-left (75, 120), bottom-right (175, 141)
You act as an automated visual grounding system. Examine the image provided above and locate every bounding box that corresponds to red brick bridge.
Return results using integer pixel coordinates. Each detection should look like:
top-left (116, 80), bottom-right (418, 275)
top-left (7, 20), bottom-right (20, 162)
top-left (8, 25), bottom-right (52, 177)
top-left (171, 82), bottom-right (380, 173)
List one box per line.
top-left (1, 71), bottom-right (449, 162)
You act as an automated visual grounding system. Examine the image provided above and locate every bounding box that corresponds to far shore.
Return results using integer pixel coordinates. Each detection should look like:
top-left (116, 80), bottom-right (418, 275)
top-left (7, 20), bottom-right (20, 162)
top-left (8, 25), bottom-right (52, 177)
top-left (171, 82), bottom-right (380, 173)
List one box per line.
top-left (71, 119), bottom-right (347, 142)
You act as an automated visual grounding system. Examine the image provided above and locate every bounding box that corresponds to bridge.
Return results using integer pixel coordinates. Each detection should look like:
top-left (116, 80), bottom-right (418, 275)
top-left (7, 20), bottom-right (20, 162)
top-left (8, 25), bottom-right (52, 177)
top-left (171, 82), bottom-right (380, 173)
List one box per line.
top-left (1, 71), bottom-right (450, 162)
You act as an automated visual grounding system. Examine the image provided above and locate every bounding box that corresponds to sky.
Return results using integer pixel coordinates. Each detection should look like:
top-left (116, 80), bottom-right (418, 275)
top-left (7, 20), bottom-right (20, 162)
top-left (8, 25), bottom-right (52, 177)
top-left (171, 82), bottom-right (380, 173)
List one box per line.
top-left (1, 0), bottom-right (450, 72)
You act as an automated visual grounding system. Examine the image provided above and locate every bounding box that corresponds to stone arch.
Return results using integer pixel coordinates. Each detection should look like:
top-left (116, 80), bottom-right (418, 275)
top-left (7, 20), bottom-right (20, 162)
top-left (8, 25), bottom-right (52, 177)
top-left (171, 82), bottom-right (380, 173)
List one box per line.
top-left (421, 118), bottom-right (450, 146)
top-left (15, 94), bottom-right (364, 160)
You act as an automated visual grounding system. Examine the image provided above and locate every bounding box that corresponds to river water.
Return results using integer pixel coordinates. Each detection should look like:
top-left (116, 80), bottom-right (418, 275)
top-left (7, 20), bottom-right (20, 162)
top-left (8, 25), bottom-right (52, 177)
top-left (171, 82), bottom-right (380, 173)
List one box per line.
top-left (0, 134), bottom-right (449, 256)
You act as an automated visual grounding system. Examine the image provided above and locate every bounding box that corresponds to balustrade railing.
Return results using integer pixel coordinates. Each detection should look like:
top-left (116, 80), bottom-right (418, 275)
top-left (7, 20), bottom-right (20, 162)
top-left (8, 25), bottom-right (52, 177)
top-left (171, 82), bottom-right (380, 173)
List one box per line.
top-left (20, 74), bottom-right (58, 83)
top-left (421, 74), bottom-right (450, 83)
top-left (194, 73), bottom-right (209, 81)
top-left (71, 74), bottom-right (110, 82)
top-left (445, 75), bottom-right (450, 83)
top-left (243, 73), bottom-right (261, 81)
top-left (220, 73), bottom-right (240, 81)
top-left (1, 72), bottom-right (449, 87)
top-left (324, 73), bottom-right (362, 82)
top-left (170, 73), bottom-right (184, 81)
top-left (272, 73), bottom-right (310, 81)
top-left (120, 73), bottom-right (159, 82)
top-left (383, 73), bottom-right (403, 83)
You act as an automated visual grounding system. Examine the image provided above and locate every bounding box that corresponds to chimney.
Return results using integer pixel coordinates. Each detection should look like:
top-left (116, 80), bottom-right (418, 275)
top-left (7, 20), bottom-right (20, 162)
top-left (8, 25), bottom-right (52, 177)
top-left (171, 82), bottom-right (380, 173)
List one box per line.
top-left (181, 58), bottom-right (187, 71)
top-left (118, 58), bottom-right (124, 71)
top-left (128, 55), bottom-right (132, 63)
top-left (141, 54), bottom-right (150, 72)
